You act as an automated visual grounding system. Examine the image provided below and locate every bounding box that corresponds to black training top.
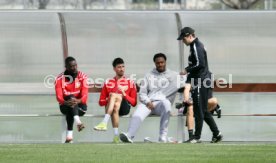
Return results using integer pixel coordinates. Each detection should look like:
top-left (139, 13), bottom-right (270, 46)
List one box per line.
top-left (185, 38), bottom-right (210, 84)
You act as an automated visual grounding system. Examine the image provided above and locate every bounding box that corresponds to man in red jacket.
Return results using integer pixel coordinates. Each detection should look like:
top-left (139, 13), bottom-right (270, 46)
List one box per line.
top-left (94, 58), bottom-right (137, 143)
top-left (55, 56), bottom-right (88, 143)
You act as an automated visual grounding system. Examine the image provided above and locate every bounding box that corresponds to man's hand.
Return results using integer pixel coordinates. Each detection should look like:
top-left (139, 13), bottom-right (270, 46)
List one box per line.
top-left (180, 69), bottom-right (187, 75)
top-left (64, 97), bottom-right (81, 108)
top-left (118, 85), bottom-right (128, 91)
top-left (121, 91), bottom-right (126, 97)
top-left (146, 102), bottom-right (154, 110)
top-left (71, 98), bottom-right (81, 105)
top-left (118, 85), bottom-right (128, 96)
top-left (64, 100), bottom-right (74, 107)
top-left (183, 98), bottom-right (193, 105)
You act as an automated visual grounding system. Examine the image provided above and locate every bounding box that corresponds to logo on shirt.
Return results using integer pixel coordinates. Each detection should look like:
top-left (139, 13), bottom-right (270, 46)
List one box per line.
top-left (75, 82), bottom-right (81, 88)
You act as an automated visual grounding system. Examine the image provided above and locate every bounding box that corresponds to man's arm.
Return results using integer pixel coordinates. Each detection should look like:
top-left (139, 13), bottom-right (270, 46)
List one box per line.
top-left (185, 44), bottom-right (206, 73)
top-left (123, 81), bottom-right (137, 107)
top-left (55, 78), bottom-right (65, 105)
top-left (80, 77), bottom-right (88, 104)
top-left (99, 83), bottom-right (108, 106)
top-left (138, 76), bottom-right (151, 106)
top-left (71, 77), bottom-right (89, 106)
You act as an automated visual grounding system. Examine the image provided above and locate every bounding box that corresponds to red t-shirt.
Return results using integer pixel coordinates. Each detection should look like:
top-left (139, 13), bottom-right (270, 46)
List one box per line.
top-left (55, 71), bottom-right (88, 105)
top-left (99, 76), bottom-right (137, 107)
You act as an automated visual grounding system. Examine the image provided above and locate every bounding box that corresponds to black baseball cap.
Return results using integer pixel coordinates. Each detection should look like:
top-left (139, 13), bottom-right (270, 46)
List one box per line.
top-left (177, 27), bottom-right (195, 40)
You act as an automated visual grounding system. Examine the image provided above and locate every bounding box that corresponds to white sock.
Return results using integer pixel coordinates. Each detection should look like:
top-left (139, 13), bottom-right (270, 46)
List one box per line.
top-left (102, 114), bottom-right (110, 124)
top-left (114, 128), bottom-right (119, 136)
top-left (66, 130), bottom-right (73, 139)
top-left (74, 115), bottom-right (81, 125)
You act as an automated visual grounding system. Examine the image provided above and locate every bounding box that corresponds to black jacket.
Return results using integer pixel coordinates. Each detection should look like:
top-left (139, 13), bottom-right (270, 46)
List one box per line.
top-left (185, 38), bottom-right (210, 83)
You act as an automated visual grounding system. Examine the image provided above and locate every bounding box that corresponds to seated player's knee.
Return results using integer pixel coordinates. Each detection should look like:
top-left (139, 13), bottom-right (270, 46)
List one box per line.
top-left (116, 95), bottom-right (123, 102)
top-left (132, 110), bottom-right (144, 120)
top-left (110, 93), bottom-right (122, 101)
top-left (208, 97), bottom-right (218, 106)
top-left (79, 111), bottom-right (85, 117)
top-left (114, 102), bottom-right (121, 109)
top-left (131, 104), bottom-right (148, 119)
top-left (161, 99), bottom-right (171, 112)
top-left (112, 107), bottom-right (119, 114)
top-left (109, 93), bottom-right (116, 99)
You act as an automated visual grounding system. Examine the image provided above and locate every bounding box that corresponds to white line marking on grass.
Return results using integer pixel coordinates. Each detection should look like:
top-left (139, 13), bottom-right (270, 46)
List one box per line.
top-left (205, 143), bottom-right (271, 146)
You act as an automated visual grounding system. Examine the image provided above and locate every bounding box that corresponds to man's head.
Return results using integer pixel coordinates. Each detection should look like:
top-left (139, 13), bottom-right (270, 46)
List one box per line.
top-left (153, 53), bottom-right (167, 73)
top-left (112, 57), bottom-right (125, 77)
top-left (65, 56), bottom-right (78, 77)
top-left (177, 27), bottom-right (195, 46)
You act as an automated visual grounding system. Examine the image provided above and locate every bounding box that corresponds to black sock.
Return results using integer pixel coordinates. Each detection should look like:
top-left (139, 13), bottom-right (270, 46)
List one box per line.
top-left (188, 129), bottom-right (194, 139)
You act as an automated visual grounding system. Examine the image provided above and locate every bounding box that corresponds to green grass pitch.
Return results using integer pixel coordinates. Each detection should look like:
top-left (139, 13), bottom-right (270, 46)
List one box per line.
top-left (0, 143), bottom-right (275, 163)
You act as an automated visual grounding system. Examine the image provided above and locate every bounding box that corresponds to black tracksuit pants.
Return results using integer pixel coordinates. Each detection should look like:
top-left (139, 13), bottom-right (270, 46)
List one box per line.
top-left (59, 95), bottom-right (87, 130)
top-left (192, 85), bottom-right (219, 139)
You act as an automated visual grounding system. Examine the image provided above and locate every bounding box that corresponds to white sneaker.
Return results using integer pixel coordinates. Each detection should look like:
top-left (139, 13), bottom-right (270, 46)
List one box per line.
top-left (158, 136), bottom-right (167, 143)
top-left (188, 139), bottom-right (202, 144)
top-left (167, 137), bottom-right (177, 143)
top-left (119, 132), bottom-right (133, 143)
top-left (144, 137), bottom-right (153, 143)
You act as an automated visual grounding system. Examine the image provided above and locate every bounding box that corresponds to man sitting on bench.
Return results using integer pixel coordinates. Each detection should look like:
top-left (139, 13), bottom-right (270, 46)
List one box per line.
top-left (55, 56), bottom-right (88, 143)
top-left (94, 58), bottom-right (137, 143)
top-left (120, 53), bottom-right (180, 143)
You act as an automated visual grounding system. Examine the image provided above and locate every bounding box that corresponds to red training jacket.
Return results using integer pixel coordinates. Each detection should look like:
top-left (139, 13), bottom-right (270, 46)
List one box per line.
top-left (99, 76), bottom-right (137, 107)
top-left (55, 71), bottom-right (88, 105)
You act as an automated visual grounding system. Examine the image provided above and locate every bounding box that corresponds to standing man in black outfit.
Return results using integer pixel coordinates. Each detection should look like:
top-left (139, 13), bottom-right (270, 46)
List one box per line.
top-left (177, 27), bottom-right (223, 143)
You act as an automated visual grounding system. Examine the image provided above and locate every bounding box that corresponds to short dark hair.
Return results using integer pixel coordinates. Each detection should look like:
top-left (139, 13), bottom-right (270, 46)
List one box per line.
top-left (153, 53), bottom-right (167, 62)
top-left (65, 56), bottom-right (76, 66)
top-left (177, 27), bottom-right (195, 40)
top-left (112, 57), bottom-right (124, 67)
